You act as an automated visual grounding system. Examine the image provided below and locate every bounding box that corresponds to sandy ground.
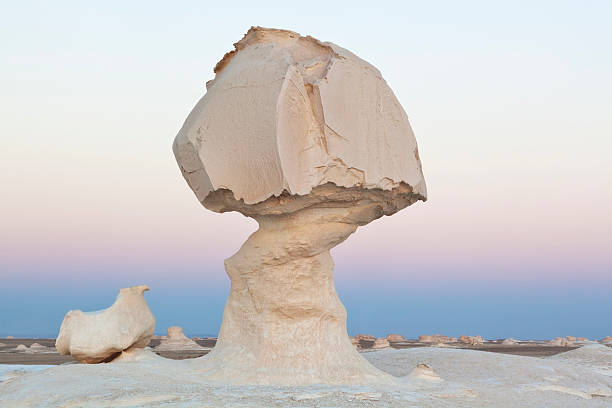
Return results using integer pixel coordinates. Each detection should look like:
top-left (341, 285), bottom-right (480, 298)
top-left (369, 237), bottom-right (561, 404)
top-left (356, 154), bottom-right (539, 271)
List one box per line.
top-left (0, 338), bottom-right (582, 364)
top-left (0, 340), bottom-right (610, 407)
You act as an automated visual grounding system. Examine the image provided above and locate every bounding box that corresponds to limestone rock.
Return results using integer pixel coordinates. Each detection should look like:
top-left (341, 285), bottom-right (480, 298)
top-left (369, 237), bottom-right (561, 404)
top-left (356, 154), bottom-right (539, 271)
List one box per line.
top-left (350, 336), bottom-right (360, 349)
top-left (600, 336), bottom-right (612, 344)
top-left (409, 363), bottom-right (442, 381)
top-left (566, 336), bottom-right (577, 342)
top-left (550, 337), bottom-right (569, 346)
top-left (501, 338), bottom-right (519, 345)
top-left (355, 334), bottom-right (377, 342)
top-left (174, 27), bottom-right (426, 207)
top-left (154, 327), bottom-right (206, 351)
top-left (372, 338), bottom-right (390, 349)
top-left (459, 335), bottom-right (484, 345)
top-left (14, 344), bottom-right (27, 352)
top-left (5, 336), bottom-right (14, 339)
top-left (386, 334), bottom-right (405, 342)
top-left (418, 334), bottom-right (457, 343)
top-left (55, 285), bottom-right (155, 363)
top-left (172, 27), bottom-right (426, 385)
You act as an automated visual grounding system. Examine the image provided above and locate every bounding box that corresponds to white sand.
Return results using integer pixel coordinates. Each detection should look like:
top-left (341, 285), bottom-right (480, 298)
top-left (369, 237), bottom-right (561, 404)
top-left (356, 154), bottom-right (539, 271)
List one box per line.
top-left (0, 347), bottom-right (610, 407)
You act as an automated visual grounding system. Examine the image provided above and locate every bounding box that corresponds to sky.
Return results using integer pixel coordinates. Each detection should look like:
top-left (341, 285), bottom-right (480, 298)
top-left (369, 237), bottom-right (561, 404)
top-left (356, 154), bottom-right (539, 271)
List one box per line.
top-left (1, 1), bottom-right (611, 340)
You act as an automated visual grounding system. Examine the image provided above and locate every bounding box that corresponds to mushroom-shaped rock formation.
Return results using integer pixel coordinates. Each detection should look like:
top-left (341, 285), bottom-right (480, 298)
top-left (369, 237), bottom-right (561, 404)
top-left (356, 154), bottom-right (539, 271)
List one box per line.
top-left (601, 336), bottom-right (612, 344)
top-left (173, 27), bottom-right (426, 385)
top-left (501, 338), bottom-right (519, 345)
top-left (372, 338), bottom-right (390, 349)
top-left (56, 285), bottom-right (155, 363)
top-left (155, 327), bottom-right (206, 351)
top-left (386, 334), bottom-right (405, 342)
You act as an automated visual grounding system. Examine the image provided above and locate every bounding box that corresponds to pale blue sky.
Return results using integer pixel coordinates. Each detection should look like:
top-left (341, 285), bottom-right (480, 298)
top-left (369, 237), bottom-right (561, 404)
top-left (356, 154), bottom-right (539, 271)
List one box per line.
top-left (1, 1), bottom-right (611, 339)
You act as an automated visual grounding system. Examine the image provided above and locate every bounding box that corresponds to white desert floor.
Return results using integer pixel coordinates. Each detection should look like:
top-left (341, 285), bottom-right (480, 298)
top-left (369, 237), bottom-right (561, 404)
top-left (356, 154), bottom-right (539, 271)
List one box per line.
top-left (0, 345), bottom-right (611, 407)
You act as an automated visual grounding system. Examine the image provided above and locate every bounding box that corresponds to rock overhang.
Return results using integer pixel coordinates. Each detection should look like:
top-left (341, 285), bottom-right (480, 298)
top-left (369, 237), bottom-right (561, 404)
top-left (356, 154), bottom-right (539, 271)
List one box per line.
top-left (173, 26), bottom-right (426, 214)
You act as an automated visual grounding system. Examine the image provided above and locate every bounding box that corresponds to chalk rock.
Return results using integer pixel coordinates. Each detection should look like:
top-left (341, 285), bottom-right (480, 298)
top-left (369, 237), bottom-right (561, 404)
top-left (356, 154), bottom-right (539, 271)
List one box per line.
top-left (600, 336), bottom-right (612, 344)
top-left (566, 336), bottom-right (577, 342)
top-left (5, 336), bottom-right (14, 339)
top-left (459, 335), bottom-right (484, 345)
top-left (550, 337), bottom-right (569, 346)
top-left (372, 338), bottom-right (390, 349)
top-left (386, 334), bottom-right (405, 342)
top-left (14, 344), bottom-right (27, 351)
top-left (409, 363), bottom-right (442, 381)
top-left (154, 327), bottom-right (206, 351)
top-left (55, 285), bottom-right (155, 363)
top-left (172, 27), bottom-right (426, 385)
top-left (350, 336), bottom-right (360, 349)
top-left (419, 334), bottom-right (457, 343)
top-left (577, 337), bottom-right (588, 341)
top-left (501, 338), bottom-right (519, 345)
top-left (24, 343), bottom-right (50, 354)
top-left (174, 26), bottom-right (426, 207)
top-left (355, 334), bottom-right (377, 342)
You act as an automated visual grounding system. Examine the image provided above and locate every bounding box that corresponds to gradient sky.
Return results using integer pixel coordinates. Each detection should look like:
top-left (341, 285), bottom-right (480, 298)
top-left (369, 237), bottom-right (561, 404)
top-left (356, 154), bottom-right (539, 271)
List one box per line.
top-left (1, 1), bottom-right (611, 339)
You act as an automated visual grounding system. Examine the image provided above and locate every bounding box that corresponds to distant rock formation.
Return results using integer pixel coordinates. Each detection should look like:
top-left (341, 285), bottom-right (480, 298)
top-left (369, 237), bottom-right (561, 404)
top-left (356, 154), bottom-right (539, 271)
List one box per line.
top-left (349, 336), bottom-right (360, 349)
top-left (55, 285), bottom-right (156, 363)
top-left (566, 336), bottom-right (577, 342)
top-left (459, 335), bottom-right (484, 345)
top-left (600, 336), bottom-right (612, 344)
top-left (354, 334), bottom-right (376, 341)
top-left (550, 337), bottom-right (571, 346)
top-left (409, 363), bottom-right (442, 381)
top-left (386, 334), bottom-right (405, 342)
top-left (501, 338), bottom-right (519, 345)
top-left (372, 338), bottom-right (390, 349)
top-left (419, 334), bottom-right (457, 343)
top-left (154, 327), bottom-right (206, 351)
top-left (14, 344), bottom-right (27, 351)
top-left (5, 336), bottom-right (14, 339)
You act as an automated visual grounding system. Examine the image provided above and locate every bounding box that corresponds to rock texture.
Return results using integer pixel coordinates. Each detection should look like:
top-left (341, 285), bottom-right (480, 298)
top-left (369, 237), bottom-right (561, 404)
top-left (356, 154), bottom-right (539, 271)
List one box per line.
top-left (155, 327), bottom-right (206, 351)
top-left (372, 338), bottom-right (390, 349)
top-left (551, 337), bottom-right (570, 346)
top-left (502, 338), bottom-right (519, 345)
top-left (459, 335), bottom-right (484, 345)
top-left (418, 334), bottom-right (457, 343)
top-left (55, 285), bottom-right (155, 363)
top-left (409, 363), bottom-right (442, 381)
top-left (172, 27), bottom-right (426, 385)
top-left (386, 334), bottom-right (405, 342)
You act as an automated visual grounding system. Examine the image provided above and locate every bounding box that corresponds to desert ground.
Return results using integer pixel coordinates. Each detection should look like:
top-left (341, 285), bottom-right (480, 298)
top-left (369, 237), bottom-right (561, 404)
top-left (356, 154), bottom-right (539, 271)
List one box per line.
top-left (1, 335), bottom-right (610, 407)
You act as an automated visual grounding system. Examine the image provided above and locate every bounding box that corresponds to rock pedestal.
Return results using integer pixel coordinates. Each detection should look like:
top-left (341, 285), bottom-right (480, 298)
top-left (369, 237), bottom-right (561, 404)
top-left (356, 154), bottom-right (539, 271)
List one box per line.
top-left (173, 27), bottom-right (426, 385)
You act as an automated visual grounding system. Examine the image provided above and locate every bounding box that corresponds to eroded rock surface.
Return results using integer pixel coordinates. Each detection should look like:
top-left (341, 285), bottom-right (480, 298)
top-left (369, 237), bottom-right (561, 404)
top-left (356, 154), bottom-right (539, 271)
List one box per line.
top-left (419, 334), bottom-right (457, 343)
top-left (386, 334), bottom-right (405, 342)
top-left (172, 27), bottom-right (426, 385)
top-left (372, 338), bottom-right (390, 349)
top-left (55, 285), bottom-right (155, 363)
top-left (174, 27), bottom-right (426, 206)
top-left (155, 327), bottom-right (206, 351)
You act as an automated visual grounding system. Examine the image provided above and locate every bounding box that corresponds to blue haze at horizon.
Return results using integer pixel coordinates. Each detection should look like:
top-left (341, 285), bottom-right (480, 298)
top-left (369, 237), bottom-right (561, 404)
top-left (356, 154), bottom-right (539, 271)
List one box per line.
top-left (1, 1), bottom-right (611, 340)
